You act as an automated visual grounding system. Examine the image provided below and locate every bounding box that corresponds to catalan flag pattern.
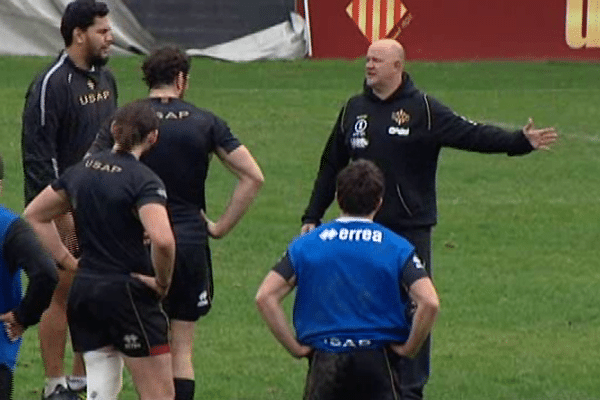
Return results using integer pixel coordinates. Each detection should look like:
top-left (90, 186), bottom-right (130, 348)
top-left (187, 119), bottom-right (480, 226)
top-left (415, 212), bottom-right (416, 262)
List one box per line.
top-left (346, 0), bottom-right (409, 43)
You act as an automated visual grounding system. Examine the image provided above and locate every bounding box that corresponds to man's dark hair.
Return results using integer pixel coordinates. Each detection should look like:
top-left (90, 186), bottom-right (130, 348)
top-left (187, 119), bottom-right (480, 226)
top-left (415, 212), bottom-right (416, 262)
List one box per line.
top-left (336, 159), bottom-right (384, 216)
top-left (141, 46), bottom-right (191, 89)
top-left (60, 0), bottom-right (109, 47)
top-left (112, 100), bottom-right (159, 153)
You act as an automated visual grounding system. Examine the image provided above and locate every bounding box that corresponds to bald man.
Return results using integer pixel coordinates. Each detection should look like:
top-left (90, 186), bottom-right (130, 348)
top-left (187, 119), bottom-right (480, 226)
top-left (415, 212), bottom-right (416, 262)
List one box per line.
top-left (301, 39), bottom-right (557, 399)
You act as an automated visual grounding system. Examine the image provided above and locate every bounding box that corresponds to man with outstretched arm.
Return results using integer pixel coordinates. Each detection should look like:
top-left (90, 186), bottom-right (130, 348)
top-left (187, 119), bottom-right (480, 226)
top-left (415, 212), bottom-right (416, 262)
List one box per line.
top-left (301, 39), bottom-right (557, 399)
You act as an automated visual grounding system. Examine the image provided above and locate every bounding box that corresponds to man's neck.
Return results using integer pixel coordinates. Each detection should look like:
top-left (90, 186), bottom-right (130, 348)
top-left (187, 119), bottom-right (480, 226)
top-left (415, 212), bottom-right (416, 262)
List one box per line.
top-left (149, 86), bottom-right (179, 99)
top-left (339, 212), bottom-right (376, 221)
top-left (65, 47), bottom-right (90, 71)
top-left (372, 75), bottom-right (403, 100)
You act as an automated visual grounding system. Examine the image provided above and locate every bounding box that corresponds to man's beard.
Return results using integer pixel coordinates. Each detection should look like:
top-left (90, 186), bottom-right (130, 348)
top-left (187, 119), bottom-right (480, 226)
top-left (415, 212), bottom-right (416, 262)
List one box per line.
top-left (90, 54), bottom-right (109, 68)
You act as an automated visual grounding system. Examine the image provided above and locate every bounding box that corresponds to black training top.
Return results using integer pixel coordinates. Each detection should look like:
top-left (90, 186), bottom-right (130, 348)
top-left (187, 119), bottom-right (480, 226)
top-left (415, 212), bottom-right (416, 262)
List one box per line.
top-left (52, 150), bottom-right (167, 275)
top-left (22, 51), bottom-right (118, 204)
top-left (303, 73), bottom-right (534, 231)
top-left (2, 216), bottom-right (58, 328)
top-left (88, 97), bottom-right (241, 244)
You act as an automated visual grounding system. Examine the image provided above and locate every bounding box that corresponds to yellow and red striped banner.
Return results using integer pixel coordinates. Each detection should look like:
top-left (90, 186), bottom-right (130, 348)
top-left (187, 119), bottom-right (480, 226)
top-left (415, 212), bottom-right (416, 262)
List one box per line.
top-left (346, 0), bottom-right (409, 43)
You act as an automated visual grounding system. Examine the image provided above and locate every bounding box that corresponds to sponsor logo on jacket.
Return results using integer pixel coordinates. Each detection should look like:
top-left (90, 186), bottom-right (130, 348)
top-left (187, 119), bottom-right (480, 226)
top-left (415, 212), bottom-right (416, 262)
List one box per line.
top-left (350, 115), bottom-right (369, 149)
top-left (391, 109), bottom-right (410, 125)
top-left (388, 126), bottom-right (410, 136)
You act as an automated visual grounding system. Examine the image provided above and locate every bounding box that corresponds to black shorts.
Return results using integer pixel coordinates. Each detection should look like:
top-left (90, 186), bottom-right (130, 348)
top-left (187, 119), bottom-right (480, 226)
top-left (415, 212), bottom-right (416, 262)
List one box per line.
top-left (303, 348), bottom-right (400, 400)
top-left (67, 272), bottom-right (170, 358)
top-left (162, 243), bottom-right (213, 321)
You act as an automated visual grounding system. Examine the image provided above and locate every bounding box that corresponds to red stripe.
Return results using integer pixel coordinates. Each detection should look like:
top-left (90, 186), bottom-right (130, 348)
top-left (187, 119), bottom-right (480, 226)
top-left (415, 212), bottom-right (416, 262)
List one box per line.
top-left (380, 0), bottom-right (388, 39)
top-left (353, 0), bottom-right (360, 24)
top-left (149, 344), bottom-right (171, 356)
top-left (395, 0), bottom-right (403, 25)
top-left (365, 0), bottom-right (374, 42)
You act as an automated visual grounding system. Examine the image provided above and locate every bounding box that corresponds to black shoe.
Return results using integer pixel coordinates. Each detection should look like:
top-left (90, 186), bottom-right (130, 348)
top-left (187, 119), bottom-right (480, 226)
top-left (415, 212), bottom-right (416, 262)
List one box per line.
top-left (41, 384), bottom-right (79, 400)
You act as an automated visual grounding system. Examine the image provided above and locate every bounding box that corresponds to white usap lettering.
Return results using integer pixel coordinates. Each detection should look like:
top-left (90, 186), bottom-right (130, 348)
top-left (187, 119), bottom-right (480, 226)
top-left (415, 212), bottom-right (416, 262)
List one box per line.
top-left (79, 90), bottom-right (111, 106)
top-left (324, 337), bottom-right (373, 348)
top-left (84, 159), bottom-right (122, 173)
top-left (156, 110), bottom-right (190, 120)
top-left (319, 228), bottom-right (382, 243)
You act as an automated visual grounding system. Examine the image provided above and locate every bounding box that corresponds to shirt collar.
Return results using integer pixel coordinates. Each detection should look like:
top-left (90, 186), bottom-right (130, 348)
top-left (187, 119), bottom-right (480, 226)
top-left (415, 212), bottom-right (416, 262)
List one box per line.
top-left (335, 216), bottom-right (374, 223)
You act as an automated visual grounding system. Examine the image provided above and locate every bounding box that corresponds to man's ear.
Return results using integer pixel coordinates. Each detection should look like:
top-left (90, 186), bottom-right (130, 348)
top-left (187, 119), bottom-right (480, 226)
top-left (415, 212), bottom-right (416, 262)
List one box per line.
top-left (374, 197), bottom-right (383, 213)
top-left (148, 129), bottom-right (159, 145)
top-left (73, 27), bottom-right (86, 44)
top-left (176, 71), bottom-right (189, 96)
top-left (109, 120), bottom-right (117, 136)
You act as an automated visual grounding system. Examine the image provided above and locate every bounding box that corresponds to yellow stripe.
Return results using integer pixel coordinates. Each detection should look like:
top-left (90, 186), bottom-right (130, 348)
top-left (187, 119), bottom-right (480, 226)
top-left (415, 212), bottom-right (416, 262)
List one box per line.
top-left (372, 0), bottom-right (381, 41)
top-left (346, 2), bottom-right (353, 19)
top-left (387, 0), bottom-right (395, 34)
top-left (359, 0), bottom-right (367, 36)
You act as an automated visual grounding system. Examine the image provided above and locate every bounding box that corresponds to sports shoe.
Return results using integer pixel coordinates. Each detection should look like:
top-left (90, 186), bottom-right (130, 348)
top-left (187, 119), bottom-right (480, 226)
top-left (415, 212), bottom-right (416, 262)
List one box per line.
top-left (41, 384), bottom-right (79, 400)
top-left (67, 381), bottom-right (87, 400)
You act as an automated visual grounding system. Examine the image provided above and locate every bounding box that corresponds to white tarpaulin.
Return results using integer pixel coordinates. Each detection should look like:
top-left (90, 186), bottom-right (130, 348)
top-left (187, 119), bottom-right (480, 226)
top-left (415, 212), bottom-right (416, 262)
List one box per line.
top-left (0, 0), bottom-right (307, 60)
top-left (187, 12), bottom-right (306, 61)
top-left (0, 0), bottom-right (155, 55)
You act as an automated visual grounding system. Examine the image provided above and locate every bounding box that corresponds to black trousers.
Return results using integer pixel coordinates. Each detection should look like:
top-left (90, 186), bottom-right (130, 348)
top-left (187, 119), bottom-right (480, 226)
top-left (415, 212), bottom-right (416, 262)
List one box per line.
top-left (303, 349), bottom-right (401, 400)
top-left (0, 364), bottom-right (12, 400)
top-left (392, 227), bottom-right (433, 400)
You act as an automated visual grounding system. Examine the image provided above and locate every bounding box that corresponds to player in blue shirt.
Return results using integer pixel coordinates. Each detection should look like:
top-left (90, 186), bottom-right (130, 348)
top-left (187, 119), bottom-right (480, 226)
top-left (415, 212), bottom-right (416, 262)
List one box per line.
top-left (0, 154), bottom-right (58, 400)
top-left (256, 159), bottom-right (439, 400)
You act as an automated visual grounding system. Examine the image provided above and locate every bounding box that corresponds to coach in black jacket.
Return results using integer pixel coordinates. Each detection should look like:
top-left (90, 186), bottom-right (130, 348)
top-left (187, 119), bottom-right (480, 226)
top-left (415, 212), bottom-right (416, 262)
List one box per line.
top-left (301, 39), bottom-right (557, 400)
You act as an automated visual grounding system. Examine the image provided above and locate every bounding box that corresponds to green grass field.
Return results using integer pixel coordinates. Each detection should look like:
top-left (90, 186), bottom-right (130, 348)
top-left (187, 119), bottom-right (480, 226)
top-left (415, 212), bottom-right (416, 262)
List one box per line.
top-left (1, 55), bottom-right (599, 399)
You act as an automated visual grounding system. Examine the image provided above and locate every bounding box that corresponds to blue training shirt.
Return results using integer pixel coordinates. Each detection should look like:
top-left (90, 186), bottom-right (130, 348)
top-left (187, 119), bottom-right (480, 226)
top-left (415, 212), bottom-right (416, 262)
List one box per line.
top-left (0, 206), bottom-right (23, 370)
top-left (277, 217), bottom-right (427, 352)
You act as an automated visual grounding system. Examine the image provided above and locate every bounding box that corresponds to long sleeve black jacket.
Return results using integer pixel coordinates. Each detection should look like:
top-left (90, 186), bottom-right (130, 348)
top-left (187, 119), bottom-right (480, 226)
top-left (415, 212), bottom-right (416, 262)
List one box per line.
top-left (21, 52), bottom-right (118, 204)
top-left (2, 216), bottom-right (58, 328)
top-left (302, 73), bottom-right (533, 231)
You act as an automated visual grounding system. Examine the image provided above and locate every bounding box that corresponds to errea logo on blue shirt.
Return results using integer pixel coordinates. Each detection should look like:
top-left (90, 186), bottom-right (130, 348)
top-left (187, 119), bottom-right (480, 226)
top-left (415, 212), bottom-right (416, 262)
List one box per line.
top-left (319, 228), bottom-right (382, 243)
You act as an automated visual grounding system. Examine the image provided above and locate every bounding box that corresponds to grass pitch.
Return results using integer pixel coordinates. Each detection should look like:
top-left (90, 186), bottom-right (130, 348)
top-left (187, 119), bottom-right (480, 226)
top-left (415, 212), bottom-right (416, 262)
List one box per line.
top-left (1, 55), bottom-right (599, 399)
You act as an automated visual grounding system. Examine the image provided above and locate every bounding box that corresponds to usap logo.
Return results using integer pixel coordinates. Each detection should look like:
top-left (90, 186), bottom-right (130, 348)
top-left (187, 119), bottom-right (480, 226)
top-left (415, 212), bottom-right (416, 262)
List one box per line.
top-left (350, 115), bottom-right (369, 149)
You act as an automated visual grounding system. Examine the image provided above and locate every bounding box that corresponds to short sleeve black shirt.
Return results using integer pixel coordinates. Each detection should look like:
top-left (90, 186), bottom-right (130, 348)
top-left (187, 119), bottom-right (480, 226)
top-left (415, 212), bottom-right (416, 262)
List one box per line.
top-left (52, 150), bottom-right (167, 275)
top-left (88, 97), bottom-right (242, 245)
top-left (140, 97), bottom-right (241, 244)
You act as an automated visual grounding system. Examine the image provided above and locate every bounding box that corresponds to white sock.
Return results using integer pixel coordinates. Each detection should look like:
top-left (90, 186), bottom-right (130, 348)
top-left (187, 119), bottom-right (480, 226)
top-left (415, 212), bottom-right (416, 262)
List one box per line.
top-left (44, 376), bottom-right (68, 397)
top-left (67, 375), bottom-right (87, 391)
